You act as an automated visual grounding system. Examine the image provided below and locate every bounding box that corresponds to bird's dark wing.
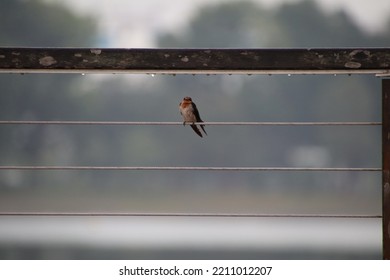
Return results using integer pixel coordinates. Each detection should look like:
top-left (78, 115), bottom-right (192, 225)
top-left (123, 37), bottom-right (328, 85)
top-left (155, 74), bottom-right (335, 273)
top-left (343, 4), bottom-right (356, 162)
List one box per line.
top-left (192, 102), bottom-right (203, 122)
top-left (200, 124), bottom-right (207, 135)
top-left (190, 124), bottom-right (203, 137)
top-left (192, 102), bottom-right (207, 136)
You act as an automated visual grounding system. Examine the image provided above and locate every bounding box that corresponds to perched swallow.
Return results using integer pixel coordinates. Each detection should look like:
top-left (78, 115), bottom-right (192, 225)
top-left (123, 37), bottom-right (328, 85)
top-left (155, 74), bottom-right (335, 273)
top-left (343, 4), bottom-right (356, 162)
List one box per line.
top-left (179, 96), bottom-right (207, 138)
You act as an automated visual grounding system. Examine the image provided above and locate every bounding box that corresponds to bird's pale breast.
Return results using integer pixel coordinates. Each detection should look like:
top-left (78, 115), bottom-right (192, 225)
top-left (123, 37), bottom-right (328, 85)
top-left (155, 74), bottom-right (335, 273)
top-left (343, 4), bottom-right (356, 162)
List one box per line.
top-left (180, 102), bottom-right (196, 122)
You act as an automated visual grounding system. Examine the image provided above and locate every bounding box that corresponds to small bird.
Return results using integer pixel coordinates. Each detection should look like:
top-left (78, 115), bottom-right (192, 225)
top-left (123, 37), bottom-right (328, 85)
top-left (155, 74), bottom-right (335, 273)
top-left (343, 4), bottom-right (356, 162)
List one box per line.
top-left (179, 96), bottom-right (207, 138)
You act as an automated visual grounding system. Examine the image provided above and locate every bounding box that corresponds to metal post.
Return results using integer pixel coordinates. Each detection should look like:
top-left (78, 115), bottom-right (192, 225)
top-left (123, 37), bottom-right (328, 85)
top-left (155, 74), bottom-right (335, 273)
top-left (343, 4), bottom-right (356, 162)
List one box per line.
top-left (382, 79), bottom-right (390, 259)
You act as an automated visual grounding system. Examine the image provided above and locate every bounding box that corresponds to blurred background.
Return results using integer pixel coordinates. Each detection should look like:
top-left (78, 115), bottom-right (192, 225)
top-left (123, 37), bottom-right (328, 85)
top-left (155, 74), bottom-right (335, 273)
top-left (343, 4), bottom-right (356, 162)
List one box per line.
top-left (0, 0), bottom-right (389, 259)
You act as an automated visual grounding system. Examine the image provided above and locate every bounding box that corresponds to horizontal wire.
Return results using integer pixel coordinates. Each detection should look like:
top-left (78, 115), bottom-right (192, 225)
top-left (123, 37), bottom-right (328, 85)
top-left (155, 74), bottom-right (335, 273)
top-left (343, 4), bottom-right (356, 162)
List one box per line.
top-left (0, 121), bottom-right (382, 126)
top-left (0, 166), bottom-right (381, 171)
top-left (0, 212), bottom-right (382, 218)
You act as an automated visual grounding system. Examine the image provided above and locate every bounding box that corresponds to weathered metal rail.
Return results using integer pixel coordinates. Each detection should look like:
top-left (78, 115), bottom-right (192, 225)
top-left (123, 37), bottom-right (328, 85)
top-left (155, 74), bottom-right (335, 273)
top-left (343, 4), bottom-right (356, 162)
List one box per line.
top-left (0, 47), bottom-right (389, 75)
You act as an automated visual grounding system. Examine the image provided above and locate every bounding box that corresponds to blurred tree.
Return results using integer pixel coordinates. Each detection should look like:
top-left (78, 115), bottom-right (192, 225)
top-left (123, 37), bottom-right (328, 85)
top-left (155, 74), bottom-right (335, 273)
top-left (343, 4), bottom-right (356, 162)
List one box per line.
top-left (159, 1), bottom-right (272, 48)
top-left (275, 0), bottom-right (366, 47)
top-left (0, 0), bottom-right (96, 47)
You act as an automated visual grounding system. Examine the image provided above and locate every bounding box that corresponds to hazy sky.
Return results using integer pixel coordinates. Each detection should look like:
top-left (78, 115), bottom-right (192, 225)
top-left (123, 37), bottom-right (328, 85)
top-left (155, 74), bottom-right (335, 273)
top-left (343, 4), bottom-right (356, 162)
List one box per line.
top-left (50, 0), bottom-right (390, 47)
